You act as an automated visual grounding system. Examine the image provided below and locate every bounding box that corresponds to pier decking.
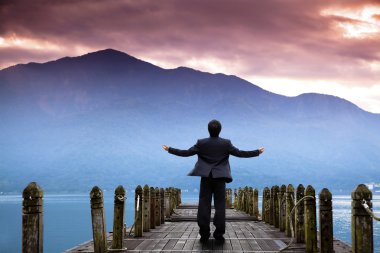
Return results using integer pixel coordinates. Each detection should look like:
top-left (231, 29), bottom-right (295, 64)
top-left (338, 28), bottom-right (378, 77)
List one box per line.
top-left (65, 205), bottom-right (351, 253)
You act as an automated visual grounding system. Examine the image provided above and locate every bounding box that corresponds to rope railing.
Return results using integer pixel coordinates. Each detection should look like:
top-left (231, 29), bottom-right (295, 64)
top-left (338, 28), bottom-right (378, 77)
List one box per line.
top-left (279, 195), bottom-right (315, 252)
top-left (362, 200), bottom-right (380, 221)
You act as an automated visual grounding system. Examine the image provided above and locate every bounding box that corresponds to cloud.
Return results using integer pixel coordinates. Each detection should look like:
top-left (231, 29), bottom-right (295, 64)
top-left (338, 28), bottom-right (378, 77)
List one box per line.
top-left (1, 0), bottom-right (380, 112)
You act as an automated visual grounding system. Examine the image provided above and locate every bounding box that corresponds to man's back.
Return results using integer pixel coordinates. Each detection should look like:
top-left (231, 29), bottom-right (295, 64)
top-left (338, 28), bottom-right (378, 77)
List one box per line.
top-left (168, 137), bottom-right (260, 183)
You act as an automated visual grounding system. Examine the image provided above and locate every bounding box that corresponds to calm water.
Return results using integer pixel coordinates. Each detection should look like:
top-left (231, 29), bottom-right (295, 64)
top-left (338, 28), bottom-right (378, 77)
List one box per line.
top-left (0, 193), bottom-right (379, 253)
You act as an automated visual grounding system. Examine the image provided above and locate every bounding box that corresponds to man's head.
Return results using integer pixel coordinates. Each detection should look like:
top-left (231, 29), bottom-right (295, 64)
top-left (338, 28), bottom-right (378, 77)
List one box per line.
top-left (208, 119), bottom-right (222, 137)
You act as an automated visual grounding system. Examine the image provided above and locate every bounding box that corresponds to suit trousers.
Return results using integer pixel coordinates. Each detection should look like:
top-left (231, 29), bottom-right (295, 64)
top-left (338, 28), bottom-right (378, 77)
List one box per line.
top-left (197, 177), bottom-right (226, 238)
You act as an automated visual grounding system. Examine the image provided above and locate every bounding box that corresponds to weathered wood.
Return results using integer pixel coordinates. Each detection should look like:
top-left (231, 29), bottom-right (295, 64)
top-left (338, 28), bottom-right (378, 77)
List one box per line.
top-left (67, 201), bottom-right (353, 253)
top-left (155, 187), bottom-right (161, 226)
top-left (112, 185), bottom-right (125, 249)
top-left (263, 187), bottom-right (270, 223)
top-left (178, 188), bottom-right (182, 205)
top-left (351, 184), bottom-right (373, 253)
top-left (225, 188), bottom-right (230, 208)
top-left (238, 187), bottom-right (242, 210)
top-left (164, 188), bottom-right (170, 218)
top-left (248, 187), bottom-right (254, 216)
top-left (149, 187), bottom-right (156, 229)
top-left (253, 188), bottom-right (259, 219)
top-left (279, 184), bottom-right (286, 232)
top-left (22, 182), bottom-right (43, 253)
top-left (142, 185), bottom-right (150, 232)
top-left (273, 185), bottom-right (279, 228)
top-left (226, 188), bottom-right (233, 208)
top-left (244, 186), bottom-right (249, 213)
top-left (134, 185), bottom-right (143, 237)
top-left (169, 187), bottom-right (175, 212)
top-left (160, 188), bottom-right (165, 224)
top-left (90, 186), bottom-right (107, 253)
top-left (285, 184), bottom-right (295, 237)
top-left (319, 188), bottom-right (333, 253)
top-left (304, 185), bottom-right (317, 253)
top-left (234, 188), bottom-right (237, 209)
top-left (269, 186), bottom-right (274, 225)
top-left (295, 184), bottom-right (305, 243)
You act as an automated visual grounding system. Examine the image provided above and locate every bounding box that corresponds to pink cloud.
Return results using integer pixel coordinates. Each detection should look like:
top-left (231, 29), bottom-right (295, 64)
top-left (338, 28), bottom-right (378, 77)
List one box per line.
top-left (1, 0), bottom-right (380, 111)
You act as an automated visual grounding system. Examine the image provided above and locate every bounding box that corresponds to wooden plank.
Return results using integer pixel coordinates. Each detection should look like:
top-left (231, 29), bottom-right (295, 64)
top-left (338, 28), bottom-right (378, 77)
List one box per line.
top-left (227, 230), bottom-right (242, 251)
top-left (123, 239), bottom-right (144, 250)
top-left (152, 239), bottom-right (169, 250)
top-left (162, 239), bottom-right (178, 250)
top-left (65, 206), bottom-right (353, 253)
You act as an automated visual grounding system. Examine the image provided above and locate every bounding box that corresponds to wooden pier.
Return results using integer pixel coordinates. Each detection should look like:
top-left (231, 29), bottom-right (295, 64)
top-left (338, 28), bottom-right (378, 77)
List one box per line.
top-left (21, 183), bottom-right (378, 253)
top-left (65, 204), bottom-right (351, 252)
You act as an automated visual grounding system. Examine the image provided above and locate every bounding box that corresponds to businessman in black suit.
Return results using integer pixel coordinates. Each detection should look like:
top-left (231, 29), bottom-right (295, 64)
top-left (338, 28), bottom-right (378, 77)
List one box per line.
top-left (162, 120), bottom-right (264, 243)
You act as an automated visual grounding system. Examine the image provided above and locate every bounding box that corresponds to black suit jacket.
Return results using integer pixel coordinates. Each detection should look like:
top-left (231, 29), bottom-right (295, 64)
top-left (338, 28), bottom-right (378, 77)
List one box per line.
top-left (168, 137), bottom-right (260, 183)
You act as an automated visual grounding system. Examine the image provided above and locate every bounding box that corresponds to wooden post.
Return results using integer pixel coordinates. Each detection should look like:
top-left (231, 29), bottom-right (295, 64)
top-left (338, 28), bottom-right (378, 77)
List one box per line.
top-left (165, 188), bottom-right (170, 218)
top-left (228, 189), bottom-right (232, 208)
top-left (226, 188), bottom-right (232, 208)
top-left (225, 188), bottom-right (230, 208)
top-left (262, 188), bottom-right (265, 221)
top-left (273, 185), bottom-right (279, 228)
top-left (234, 188), bottom-right (237, 209)
top-left (295, 184), bottom-right (305, 243)
top-left (112, 185), bottom-right (125, 249)
top-left (253, 188), bottom-right (259, 219)
top-left (149, 187), bottom-right (156, 229)
top-left (155, 187), bottom-right (161, 227)
top-left (319, 188), bottom-right (333, 253)
top-left (248, 187), bottom-right (254, 216)
top-left (90, 186), bottom-right (107, 253)
top-left (174, 188), bottom-right (178, 208)
top-left (160, 188), bottom-right (165, 224)
top-left (352, 184), bottom-right (373, 253)
top-left (285, 184), bottom-right (294, 237)
top-left (170, 187), bottom-right (176, 212)
top-left (269, 186), bottom-right (274, 225)
top-left (238, 188), bottom-right (242, 210)
top-left (279, 184), bottom-right (286, 232)
top-left (134, 185), bottom-right (143, 237)
top-left (242, 186), bottom-right (246, 212)
top-left (22, 182), bottom-right (43, 253)
top-left (304, 185), bottom-right (317, 253)
top-left (263, 187), bottom-right (270, 223)
top-left (178, 188), bottom-right (182, 205)
top-left (142, 185), bottom-right (150, 232)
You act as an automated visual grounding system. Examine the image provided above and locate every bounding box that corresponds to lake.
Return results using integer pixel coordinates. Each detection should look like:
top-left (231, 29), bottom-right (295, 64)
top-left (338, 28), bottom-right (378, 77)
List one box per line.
top-left (0, 192), bottom-right (379, 252)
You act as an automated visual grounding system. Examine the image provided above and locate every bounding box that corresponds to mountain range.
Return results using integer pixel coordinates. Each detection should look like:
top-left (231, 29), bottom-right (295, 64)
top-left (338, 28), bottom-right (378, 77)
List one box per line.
top-left (1, 49), bottom-right (379, 193)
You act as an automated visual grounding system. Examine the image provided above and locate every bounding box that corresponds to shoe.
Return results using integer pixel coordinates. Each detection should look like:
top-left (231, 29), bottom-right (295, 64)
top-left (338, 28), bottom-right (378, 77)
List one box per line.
top-left (214, 235), bottom-right (225, 243)
top-left (200, 235), bottom-right (209, 244)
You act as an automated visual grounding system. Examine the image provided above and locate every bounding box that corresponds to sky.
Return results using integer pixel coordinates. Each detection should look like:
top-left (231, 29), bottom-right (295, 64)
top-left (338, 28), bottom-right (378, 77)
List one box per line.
top-left (1, 0), bottom-right (380, 113)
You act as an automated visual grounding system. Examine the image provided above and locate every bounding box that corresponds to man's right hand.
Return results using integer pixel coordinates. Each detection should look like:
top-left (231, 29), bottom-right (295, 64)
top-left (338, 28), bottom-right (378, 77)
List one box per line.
top-left (259, 147), bottom-right (265, 154)
top-left (162, 145), bottom-right (169, 151)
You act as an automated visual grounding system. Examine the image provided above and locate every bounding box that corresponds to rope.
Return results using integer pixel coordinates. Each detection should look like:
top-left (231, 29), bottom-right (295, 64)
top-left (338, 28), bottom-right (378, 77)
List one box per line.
top-left (279, 195), bottom-right (315, 252)
top-left (137, 195), bottom-right (140, 212)
top-left (117, 195), bottom-right (126, 202)
top-left (128, 222), bottom-right (135, 237)
top-left (362, 200), bottom-right (380, 221)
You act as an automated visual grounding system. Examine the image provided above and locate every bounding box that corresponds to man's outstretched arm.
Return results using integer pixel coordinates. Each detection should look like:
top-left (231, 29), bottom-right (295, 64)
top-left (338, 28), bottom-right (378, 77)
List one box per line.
top-left (229, 141), bottom-right (264, 158)
top-left (162, 142), bottom-right (199, 157)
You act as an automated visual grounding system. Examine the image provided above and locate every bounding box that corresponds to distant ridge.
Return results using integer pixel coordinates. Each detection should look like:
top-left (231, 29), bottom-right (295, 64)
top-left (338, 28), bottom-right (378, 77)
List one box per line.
top-left (0, 49), bottom-right (379, 193)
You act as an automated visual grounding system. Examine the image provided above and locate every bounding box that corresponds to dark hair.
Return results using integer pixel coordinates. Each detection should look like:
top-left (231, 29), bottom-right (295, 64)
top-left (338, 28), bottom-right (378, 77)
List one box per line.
top-left (208, 119), bottom-right (222, 137)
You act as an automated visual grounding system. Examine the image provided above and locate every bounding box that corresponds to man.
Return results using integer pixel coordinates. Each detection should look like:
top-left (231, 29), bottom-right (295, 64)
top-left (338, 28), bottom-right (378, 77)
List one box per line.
top-left (162, 119), bottom-right (264, 243)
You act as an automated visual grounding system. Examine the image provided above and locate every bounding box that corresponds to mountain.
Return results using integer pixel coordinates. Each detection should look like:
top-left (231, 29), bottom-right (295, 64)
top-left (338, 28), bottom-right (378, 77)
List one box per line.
top-left (0, 49), bottom-right (379, 193)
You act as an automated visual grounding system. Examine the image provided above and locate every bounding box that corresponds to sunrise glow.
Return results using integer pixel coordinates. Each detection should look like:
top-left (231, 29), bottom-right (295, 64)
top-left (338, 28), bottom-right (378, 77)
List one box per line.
top-left (322, 6), bottom-right (380, 38)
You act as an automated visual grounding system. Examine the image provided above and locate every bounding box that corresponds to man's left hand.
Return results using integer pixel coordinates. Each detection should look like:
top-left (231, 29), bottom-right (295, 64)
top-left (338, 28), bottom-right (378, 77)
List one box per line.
top-left (162, 145), bottom-right (169, 151)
